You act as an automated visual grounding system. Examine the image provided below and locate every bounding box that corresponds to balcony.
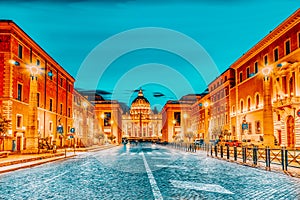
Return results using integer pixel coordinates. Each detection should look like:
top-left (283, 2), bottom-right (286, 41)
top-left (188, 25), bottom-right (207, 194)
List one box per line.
top-left (273, 96), bottom-right (300, 108)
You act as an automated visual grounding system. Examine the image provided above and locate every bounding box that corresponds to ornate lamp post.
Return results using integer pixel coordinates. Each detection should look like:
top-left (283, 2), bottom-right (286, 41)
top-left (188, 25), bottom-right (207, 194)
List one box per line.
top-left (204, 102), bottom-right (209, 144)
top-left (26, 65), bottom-right (40, 153)
top-left (172, 119), bottom-right (176, 142)
top-left (262, 67), bottom-right (275, 147)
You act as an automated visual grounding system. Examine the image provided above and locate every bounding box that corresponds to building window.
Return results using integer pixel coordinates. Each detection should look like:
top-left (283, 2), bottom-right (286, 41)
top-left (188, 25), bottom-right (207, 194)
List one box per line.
top-left (17, 83), bottom-right (22, 101)
top-left (60, 78), bottom-right (63, 87)
top-left (239, 72), bottom-right (243, 83)
top-left (298, 32), bottom-right (300, 48)
top-left (232, 105), bottom-right (235, 113)
top-left (278, 114), bottom-right (281, 121)
top-left (60, 103), bottom-right (63, 115)
top-left (37, 93), bottom-right (40, 107)
top-left (68, 107), bottom-right (71, 117)
top-left (37, 119), bottom-right (40, 131)
top-left (240, 100), bottom-right (244, 113)
top-left (49, 121), bottom-right (53, 132)
top-left (264, 55), bottom-right (268, 66)
top-left (285, 40), bottom-right (291, 55)
top-left (16, 115), bottom-right (22, 129)
top-left (248, 122), bottom-right (252, 134)
top-left (254, 62), bottom-right (258, 73)
top-left (49, 70), bottom-right (53, 80)
top-left (49, 99), bottom-right (53, 111)
top-left (255, 120), bottom-right (261, 134)
top-left (18, 44), bottom-right (23, 59)
top-left (273, 48), bottom-right (279, 62)
top-left (174, 112), bottom-right (181, 126)
top-left (36, 59), bottom-right (40, 66)
top-left (246, 67), bottom-right (250, 78)
top-left (104, 112), bottom-right (111, 126)
top-left (247, 97), bottom-right (251, 111)
top-left (256, 94), bottom-right (259, 109)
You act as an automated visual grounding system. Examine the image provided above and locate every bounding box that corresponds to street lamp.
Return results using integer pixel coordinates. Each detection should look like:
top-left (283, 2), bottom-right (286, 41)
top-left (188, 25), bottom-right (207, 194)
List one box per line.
top-left (204, 101), bottom-right (209, 144)
top-left (26, 64), bottom-right (40, 153)
top-left (262, 66), bottom-right (275, 147)
top-left (172, 119), bottom-right (176, 142)
top-left (10, 60), bottom-right (41, 153)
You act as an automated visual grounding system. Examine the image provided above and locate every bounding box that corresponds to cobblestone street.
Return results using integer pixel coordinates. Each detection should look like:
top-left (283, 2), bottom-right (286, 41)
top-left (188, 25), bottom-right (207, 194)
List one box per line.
top-left (0, 144), bottom-right (300, 199)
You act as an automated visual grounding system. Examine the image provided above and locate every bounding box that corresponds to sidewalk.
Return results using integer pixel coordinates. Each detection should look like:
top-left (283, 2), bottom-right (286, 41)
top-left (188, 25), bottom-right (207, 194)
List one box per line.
top-left (0, 144), bottom-right (116, 174)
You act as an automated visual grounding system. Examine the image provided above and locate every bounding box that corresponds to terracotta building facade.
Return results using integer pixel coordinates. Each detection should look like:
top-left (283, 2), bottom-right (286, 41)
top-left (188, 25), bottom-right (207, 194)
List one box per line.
top-left (0, 20), bottom-right (75, 152)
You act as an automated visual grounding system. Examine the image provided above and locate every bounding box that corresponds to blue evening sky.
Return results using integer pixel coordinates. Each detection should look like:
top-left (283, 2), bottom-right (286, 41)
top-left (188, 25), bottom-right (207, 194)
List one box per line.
top-left (1, 0), bottom-right (299, 111)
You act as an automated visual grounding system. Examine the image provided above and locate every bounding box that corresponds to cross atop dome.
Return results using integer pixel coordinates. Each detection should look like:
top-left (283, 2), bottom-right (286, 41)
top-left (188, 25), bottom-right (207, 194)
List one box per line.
top-left (138, 88), bottom-right (143, 96)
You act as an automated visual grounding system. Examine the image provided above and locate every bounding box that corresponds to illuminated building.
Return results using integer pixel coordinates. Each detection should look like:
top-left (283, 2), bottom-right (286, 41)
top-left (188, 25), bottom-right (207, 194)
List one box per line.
top-left (0, 20), bottom-right (74, 152)
top-left (122, 89), bottom-right (162, 141)
top-left (77, 90), bottom-right (123, 144)
top-left (161, 94), bottom-right (199, 142)
top-left (208, 68), bottom-right (235, 141)
top-left (73, 90), bottom-right (98, 147)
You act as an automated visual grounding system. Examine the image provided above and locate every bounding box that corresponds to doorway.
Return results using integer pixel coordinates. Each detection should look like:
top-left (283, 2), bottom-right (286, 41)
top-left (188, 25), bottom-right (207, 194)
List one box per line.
top-left (286, 115), bottom-right (295, 148)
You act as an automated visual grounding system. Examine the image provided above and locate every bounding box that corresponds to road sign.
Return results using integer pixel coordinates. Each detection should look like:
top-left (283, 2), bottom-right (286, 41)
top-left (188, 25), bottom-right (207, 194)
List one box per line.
top-left (242, 123), bottom-right (248, 130)
top-left (297, 109), bottom-right (300, 117)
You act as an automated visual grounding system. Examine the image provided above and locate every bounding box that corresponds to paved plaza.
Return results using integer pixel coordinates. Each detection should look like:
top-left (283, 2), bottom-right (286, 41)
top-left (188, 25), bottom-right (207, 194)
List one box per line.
top-left (0, 144), bottom-right (299, 199)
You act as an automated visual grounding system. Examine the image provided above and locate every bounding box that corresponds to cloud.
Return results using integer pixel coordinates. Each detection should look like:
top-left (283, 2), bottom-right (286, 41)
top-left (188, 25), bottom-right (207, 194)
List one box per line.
top-left (153, 92), bottom-right (165, 97)
top-left (0, 0), bottom-right (251, 4)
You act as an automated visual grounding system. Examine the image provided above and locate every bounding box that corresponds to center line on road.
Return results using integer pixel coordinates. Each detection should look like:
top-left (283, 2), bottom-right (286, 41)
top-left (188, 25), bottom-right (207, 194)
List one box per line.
top-left (141, 152), bottom-right (163, 200)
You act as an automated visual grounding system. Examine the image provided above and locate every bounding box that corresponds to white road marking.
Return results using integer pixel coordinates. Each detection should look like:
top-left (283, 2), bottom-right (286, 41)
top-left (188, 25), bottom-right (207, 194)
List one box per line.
top-left (170, 180), bottom-right (234, 195)
top-left (147, 152), bottom-right (152, 155)
top-left (44, 171), bottom-right (69, 183)
top-left (141, 152), bottom-right (163, 200)
top-left (156, 165), bottom-right (187, 170)
top-left (150, 157), bottom-right (170, 160)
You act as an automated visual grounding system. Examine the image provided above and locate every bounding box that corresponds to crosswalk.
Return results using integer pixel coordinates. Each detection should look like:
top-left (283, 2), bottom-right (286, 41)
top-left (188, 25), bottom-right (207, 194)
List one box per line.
top-left (118, 151), bottom-right (186, 157)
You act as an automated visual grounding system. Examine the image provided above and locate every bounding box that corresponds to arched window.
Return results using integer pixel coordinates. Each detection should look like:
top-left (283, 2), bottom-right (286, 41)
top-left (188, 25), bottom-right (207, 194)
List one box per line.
top-left (289, 77), bottom-right (294, 97)
top-left (240, 100), bottom-right (244, 113)
top-left (247, 97), bottom-right (251, 111)
top-left (256, 94), bottom-right (259, 109)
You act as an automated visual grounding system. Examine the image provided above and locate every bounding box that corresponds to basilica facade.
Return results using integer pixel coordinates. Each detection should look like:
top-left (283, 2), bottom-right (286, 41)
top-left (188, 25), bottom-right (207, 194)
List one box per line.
top-left (122, 89), bottom-right (162, 141)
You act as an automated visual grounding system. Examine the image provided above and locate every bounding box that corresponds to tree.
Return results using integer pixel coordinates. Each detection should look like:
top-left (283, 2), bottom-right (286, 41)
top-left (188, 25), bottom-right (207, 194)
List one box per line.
top-left (184, 131), bottom-right (195, 143)
top-left (107, 134), bottom-right (116, 142)
top-left (95, 132), bottom-right (105, 144)
top-left (0, 114), bottom-right (11, 137)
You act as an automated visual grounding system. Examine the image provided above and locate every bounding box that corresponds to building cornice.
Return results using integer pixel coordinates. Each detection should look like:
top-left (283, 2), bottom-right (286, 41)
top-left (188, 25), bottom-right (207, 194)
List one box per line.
top-left (230, 9), bottom-right (300, 70)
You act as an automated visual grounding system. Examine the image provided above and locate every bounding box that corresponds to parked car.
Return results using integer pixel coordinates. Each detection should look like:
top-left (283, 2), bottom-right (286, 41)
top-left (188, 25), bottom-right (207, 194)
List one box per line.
top-left (194, 139), bottom-right (204, 145)
top-left (225, 140), bottom-right (242, 147)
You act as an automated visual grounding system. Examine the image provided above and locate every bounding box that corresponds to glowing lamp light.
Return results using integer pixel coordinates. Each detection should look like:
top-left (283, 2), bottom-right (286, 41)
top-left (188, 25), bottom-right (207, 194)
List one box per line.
top-left (47, 71), bottom-right (53, 77)
top-left (9, 59), bottom-right (20, 66)
top-left (262, 67), bottom-right (272, 77)
top-left (29, 65), bottom-right (39, 76)
top-left (204, 102), bottom-right (209, 107)
top-left (183, 113), bottom-right (188, 119)
top-left (172, 119), bottom-right (176, 124)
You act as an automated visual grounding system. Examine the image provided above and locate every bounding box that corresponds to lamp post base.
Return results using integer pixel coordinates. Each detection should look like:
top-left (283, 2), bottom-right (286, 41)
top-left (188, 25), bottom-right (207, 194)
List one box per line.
top-left (22, 137), bottom-right (39, 154)
top-left (263, 134), bottom-right (275, 147)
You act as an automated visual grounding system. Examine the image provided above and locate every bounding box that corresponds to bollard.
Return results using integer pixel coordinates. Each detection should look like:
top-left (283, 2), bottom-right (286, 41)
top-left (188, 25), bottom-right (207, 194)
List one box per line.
top-left (242, 146), bottom-right (246, 163)
top-left (234, 146), bottom-right (237, 161)
top-left (253, 146), bottom-right (258, 165)
top-left (220, 145), bottom-right (223, 158)
top-left (214, 145), bottom-right (218, 157)
top-left (265, 147), bottom-right (271, 170)
top-left (227, 145), bottom-right (230, 159)
top-left (281, 147), bottom-right (285, 171)
top-left (284, 148), bottom-right (288, 171)
top-left (211, 144), bottom-right (213, 156)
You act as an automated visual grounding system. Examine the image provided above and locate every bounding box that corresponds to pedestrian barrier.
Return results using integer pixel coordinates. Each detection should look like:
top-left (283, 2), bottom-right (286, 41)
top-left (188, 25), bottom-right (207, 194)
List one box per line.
top-left (204, 144), bottom-right (300, 173)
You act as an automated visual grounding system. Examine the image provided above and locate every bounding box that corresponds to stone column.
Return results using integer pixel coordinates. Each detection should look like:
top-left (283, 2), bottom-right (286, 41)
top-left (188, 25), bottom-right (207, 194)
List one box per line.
top-left (263, 68), bottom-right (275, 147)
top-left (24, 76), bottom-right (39, 153)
